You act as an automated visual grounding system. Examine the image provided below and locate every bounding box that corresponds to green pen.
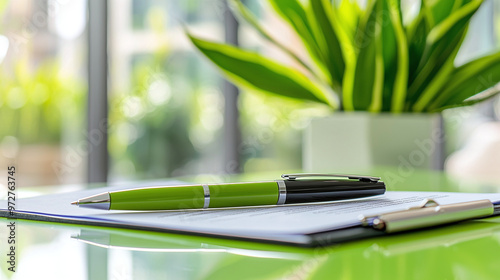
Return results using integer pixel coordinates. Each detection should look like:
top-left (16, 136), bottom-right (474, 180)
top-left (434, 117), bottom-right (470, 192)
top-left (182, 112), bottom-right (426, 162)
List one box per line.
top-left (71, 174), bottom-right (386, 211)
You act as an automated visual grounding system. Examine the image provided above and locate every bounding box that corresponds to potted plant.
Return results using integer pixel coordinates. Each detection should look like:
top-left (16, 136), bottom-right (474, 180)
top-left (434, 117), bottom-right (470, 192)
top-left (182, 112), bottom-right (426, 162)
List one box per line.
top-left (187, 0), bottom-right (500, 172)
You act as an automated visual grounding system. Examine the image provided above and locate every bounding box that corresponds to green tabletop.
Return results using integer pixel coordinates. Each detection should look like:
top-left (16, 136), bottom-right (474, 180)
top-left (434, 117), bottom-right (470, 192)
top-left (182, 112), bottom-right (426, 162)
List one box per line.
top-left (2, 168), bottom-right (500, 279)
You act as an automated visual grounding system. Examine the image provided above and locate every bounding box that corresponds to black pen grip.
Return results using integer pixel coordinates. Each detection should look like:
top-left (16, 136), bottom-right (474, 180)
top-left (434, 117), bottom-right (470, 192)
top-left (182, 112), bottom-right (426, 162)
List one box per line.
top-left (283, 179), bottom-right (386, 204)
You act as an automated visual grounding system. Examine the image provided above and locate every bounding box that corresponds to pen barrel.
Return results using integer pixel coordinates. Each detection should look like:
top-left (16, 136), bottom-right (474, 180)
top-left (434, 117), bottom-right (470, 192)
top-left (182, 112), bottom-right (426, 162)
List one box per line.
top-left (208, 182), bottom-right (279, 208)
top-left (283, 179), bottom-right (385, 204)
top-left (109, 181), bottom-right (280, 210)
top-left (110, 185), bottom-right (205, 210)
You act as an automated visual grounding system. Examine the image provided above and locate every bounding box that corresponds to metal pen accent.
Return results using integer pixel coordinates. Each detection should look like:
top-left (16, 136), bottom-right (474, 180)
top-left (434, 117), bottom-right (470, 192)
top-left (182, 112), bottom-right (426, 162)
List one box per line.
top-left (71, 193), bottom-right (111, 210)
top-left (202, 185), bottom-right (210, 209)
top-left (281, 174), bottom-right (381, 182)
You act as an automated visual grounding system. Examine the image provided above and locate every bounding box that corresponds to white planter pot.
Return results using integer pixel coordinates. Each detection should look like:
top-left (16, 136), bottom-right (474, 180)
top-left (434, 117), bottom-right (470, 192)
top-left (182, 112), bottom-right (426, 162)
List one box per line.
top-left (303, 112), bottom-right (444, 172)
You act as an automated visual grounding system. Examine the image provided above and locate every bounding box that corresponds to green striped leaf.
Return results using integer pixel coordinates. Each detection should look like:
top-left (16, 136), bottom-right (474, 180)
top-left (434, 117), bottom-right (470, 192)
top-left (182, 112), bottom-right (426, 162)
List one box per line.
top-left (229, 0), bottom-right (316, 77)
top-left (186, 0), bottom-right (493, 113)
top-left (308, 0), bottom-right (345, 90)
top-left (335, 0), bottom-right (361, 42)
top-left (430, 87), bottom-right (500, 112)
top-left (268, 0), bottom-right (326, 74)
top-left (423, 0), bottom-right (472, 27)
top-left (268, 0), bottom-right (313, 36)
top-left (429, 51), bottom-right (500, 110)
top-left (380, 0), bottom-right (398, 112)
top-left (388, 0), bottom-right (409, 113)
top-left (410, 0), bottom-right (482, 111)
top-left (406, 11), bottom-right (430, 86)
top-left (345, 0), bottom-right (384, 111)
top-left (188, 34), bottom-right (335, 106)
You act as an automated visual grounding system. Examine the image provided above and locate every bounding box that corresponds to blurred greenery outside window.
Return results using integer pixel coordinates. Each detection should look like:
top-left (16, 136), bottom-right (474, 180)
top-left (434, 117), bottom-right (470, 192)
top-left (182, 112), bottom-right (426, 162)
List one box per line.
top-left (0, 0), bottom-right (86, 187)
top-left (108, 0), bottom-right (331, 182)
top-left (108, 0), bottom-right (225, 181)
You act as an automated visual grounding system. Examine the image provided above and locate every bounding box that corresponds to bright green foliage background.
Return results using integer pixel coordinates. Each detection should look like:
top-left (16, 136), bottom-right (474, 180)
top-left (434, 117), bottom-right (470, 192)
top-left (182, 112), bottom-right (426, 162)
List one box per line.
top-left (189, 0), bottom-right (500, 113)
top-left (0, 4), bottom-right (85, 145)
top-left (0, 61), bottom-right (86, 145)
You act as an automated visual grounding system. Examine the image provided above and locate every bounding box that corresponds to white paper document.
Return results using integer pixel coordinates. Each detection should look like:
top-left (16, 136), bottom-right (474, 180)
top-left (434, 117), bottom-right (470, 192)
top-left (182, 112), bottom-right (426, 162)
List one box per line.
top-left (2, 181), bottom-right (500, 244)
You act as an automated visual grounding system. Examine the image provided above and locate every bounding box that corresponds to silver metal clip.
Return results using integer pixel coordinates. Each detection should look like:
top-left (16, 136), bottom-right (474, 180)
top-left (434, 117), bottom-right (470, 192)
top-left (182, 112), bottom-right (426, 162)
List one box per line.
top-left (281, 173), bottom-right (381, 182)
top-left (360, 198), bottom-right (494, 233)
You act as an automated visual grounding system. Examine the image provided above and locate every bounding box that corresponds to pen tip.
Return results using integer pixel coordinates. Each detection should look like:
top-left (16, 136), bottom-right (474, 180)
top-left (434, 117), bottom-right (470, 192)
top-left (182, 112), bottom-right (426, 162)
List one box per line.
top-left (71, 201), bottom-right (78, 205)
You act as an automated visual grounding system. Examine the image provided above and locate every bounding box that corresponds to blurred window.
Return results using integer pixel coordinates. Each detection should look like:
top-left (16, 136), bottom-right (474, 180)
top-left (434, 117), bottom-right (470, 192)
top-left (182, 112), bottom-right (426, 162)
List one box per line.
top-left (0, 0), bottom-right (87, 187)
top-left (108, 0), bottom-right (227, 181)
top-left (107, 0), bottom-right (329, 182)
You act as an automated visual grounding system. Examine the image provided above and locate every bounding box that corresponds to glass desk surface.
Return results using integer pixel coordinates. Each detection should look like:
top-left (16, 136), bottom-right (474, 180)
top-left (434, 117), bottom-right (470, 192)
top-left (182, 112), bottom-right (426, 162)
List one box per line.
top-left (2, 168), bottom-right (500, 280)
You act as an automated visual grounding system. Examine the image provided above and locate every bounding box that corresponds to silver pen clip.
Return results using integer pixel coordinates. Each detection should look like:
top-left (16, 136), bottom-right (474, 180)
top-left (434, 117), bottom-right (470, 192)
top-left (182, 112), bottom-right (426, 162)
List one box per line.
top-left (281, 173), bottom-right (381, 183)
